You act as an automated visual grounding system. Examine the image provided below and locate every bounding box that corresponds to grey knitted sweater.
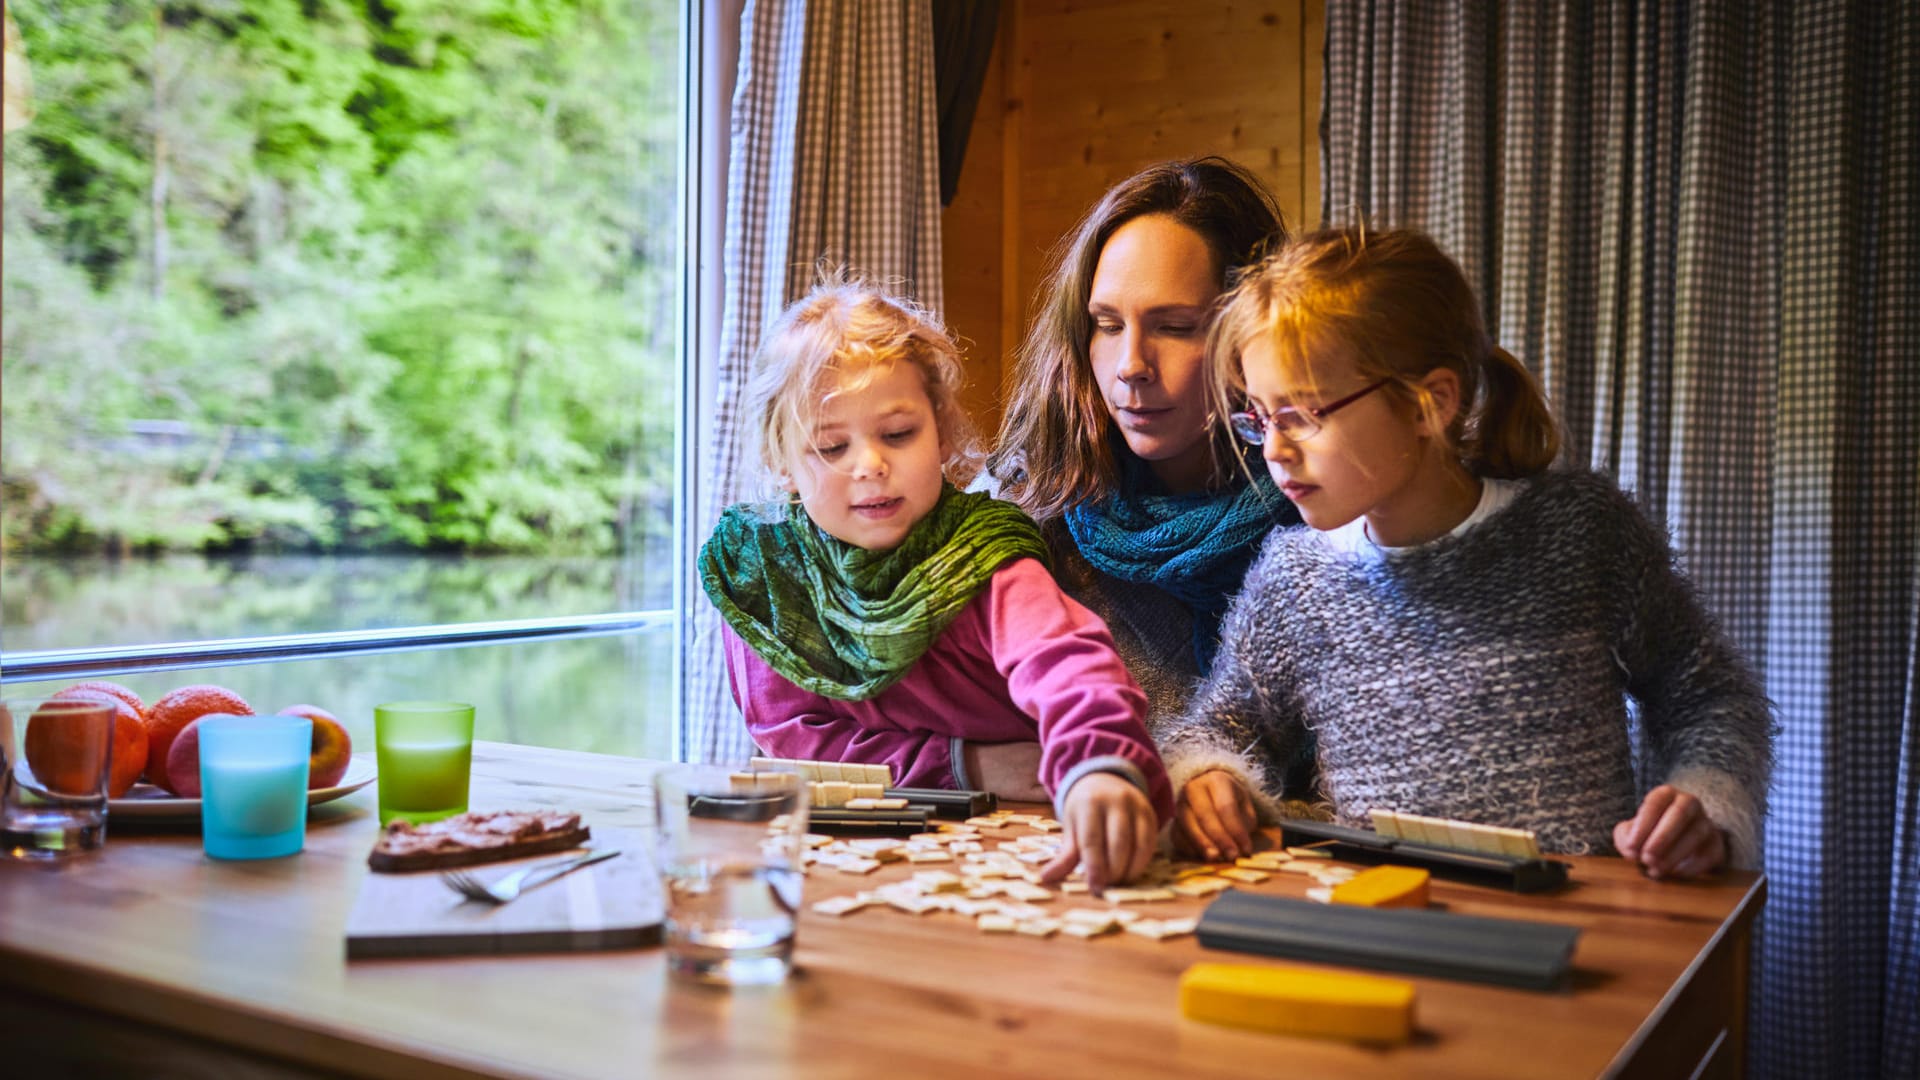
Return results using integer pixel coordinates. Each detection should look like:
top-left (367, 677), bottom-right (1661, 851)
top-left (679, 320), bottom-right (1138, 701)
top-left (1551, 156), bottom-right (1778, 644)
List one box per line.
top-left (1157, 469), bottom-right (1774, 867)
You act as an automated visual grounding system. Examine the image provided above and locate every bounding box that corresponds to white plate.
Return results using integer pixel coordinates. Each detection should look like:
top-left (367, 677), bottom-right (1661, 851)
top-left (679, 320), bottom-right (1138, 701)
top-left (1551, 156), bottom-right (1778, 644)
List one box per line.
top-left (109, 757), bottom-right (377, 823)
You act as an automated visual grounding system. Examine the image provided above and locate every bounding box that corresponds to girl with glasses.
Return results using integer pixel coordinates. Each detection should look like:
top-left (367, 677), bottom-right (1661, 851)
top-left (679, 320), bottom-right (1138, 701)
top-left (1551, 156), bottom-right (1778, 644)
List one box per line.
top-left (1159, 227), bottom-right (1774, 879)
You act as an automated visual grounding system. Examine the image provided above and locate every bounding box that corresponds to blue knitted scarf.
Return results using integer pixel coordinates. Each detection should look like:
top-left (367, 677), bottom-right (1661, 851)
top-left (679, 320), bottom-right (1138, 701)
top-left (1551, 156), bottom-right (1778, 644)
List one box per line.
top-left (1063, 448), bottom-right (1295, 668)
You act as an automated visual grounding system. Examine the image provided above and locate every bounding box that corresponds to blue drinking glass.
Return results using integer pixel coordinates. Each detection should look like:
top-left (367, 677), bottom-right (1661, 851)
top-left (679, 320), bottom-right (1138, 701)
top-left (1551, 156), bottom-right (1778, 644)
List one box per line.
top-left (198, 713), bottom-right (312, 860)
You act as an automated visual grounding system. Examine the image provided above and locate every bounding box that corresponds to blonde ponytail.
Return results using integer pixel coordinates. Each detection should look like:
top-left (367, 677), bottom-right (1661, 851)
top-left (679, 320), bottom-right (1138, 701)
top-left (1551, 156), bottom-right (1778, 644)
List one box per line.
top-left (1463, 346), bottom-right (1561, 478)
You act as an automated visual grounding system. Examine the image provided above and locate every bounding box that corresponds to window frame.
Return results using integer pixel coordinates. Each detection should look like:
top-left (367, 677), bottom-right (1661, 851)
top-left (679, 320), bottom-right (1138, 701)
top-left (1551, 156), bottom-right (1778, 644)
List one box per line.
top-left (0, 0), bottom-right (725, 764)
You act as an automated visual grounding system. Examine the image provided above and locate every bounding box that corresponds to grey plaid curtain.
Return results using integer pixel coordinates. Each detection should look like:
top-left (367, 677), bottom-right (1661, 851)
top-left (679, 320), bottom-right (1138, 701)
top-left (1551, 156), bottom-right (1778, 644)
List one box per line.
top-left (1323, 3), bottom-right (1917, 1076)
top-left (686, 0), bottom-right (945, 765)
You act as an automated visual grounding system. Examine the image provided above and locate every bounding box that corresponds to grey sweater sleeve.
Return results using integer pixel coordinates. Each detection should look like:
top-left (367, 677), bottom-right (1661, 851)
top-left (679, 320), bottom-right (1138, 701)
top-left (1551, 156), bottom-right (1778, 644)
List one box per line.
top-left (1607, 486), bottom-right (1776, 868)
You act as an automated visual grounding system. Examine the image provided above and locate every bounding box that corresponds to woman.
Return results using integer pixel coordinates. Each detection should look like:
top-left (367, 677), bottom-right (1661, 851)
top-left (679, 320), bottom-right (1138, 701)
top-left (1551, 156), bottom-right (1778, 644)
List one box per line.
top-left (967, 157), bottom-right (1303, 806)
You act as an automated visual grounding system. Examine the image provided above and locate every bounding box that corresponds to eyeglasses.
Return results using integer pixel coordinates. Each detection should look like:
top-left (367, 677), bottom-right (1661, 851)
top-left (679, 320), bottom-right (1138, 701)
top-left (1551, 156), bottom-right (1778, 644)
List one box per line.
top-left (1228, 379), bottom-right (1392, 444)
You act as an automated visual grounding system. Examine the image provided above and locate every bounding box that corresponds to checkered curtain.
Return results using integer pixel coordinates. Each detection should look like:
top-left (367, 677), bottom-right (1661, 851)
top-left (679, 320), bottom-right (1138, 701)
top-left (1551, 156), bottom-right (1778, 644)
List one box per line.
top-left (685, 0), bottom-right (945, 765)
top-left (1322, 3), bottom-right (1917, 1077)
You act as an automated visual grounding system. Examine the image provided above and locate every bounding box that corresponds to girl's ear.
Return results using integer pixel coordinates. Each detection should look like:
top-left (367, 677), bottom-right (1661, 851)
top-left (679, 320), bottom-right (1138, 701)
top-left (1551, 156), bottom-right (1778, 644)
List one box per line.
top-left (1415, 367), bottom-right (1463, 437)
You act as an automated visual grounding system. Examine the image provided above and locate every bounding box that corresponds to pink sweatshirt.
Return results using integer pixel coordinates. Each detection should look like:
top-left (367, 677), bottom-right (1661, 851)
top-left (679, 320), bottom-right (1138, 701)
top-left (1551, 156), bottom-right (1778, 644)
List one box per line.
top-left (724, 557), bottom-right (1175, 824)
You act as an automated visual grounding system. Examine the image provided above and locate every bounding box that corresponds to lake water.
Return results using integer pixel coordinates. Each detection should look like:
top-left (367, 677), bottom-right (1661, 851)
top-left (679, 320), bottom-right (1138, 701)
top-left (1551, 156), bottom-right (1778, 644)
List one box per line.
top-left (0, 554), bottom-right (677, 761)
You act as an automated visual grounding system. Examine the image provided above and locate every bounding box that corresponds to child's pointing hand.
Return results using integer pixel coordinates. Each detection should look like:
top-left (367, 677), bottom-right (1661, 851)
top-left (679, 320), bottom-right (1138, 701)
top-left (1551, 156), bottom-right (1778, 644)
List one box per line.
top-left (1041, 772), bottom-right (1157, 894)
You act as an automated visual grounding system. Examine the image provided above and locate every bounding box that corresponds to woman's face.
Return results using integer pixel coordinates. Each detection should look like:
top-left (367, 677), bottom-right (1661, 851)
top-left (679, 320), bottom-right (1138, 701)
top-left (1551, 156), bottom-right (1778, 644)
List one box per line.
top-left (1086, 214), bottom-right (1223, 493)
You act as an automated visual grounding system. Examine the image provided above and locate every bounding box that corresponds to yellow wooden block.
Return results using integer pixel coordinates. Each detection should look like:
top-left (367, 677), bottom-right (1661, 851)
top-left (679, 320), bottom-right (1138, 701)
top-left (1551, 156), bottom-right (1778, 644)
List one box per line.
top-left (1178, 962), bottom-right (1415, 1043)
top-left (1329, 865), bottom-right (1431, 909)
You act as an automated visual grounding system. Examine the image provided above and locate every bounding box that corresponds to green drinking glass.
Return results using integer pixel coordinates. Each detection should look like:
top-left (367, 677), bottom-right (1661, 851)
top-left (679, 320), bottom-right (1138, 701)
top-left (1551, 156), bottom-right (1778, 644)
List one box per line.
top-left (373, 701), bottom-right (475, 826)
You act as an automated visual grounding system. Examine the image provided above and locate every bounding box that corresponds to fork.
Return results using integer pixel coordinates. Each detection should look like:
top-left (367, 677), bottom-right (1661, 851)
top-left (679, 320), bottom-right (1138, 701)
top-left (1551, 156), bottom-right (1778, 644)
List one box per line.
top-left (441, 848), bottom-right (620, 904)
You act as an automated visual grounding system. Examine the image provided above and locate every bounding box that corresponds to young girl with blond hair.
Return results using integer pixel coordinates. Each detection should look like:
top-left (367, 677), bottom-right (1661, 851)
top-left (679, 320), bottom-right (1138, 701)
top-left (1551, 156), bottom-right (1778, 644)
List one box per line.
top-left (1160, 227), bottom-right (1773, 877)
top-left (700, 279), bottom-right (1173, 889)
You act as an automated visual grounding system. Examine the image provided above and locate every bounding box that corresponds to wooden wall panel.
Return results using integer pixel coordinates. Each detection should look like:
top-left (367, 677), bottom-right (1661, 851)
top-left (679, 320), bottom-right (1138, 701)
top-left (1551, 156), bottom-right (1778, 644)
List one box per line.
top-left (940, 0), bottom-right (1323, 439)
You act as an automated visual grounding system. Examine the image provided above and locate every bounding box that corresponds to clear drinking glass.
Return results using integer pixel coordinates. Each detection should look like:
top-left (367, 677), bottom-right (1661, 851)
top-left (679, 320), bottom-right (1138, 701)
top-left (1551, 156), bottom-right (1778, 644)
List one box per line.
top-left (652, 764), bottom-right (809, 986)
top-left (198, 713), bottom-right (312, 860)
top-left (0, 696), bottom-right (115, 859)
top-left (374, 701), bottom-right (475, 826)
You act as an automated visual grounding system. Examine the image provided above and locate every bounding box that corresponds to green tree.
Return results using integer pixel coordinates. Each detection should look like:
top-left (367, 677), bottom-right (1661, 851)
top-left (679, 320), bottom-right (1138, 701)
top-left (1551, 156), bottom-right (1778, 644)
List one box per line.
top-left (2, 0), bottom-right (679, 556)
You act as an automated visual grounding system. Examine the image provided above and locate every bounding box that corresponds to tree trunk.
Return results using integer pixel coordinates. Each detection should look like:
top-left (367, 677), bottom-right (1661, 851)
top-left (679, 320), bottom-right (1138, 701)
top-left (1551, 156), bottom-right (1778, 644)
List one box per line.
top-left (148, 5), bottom-right (169, 299)
top-left (196, 424), bottom-right (235, 486)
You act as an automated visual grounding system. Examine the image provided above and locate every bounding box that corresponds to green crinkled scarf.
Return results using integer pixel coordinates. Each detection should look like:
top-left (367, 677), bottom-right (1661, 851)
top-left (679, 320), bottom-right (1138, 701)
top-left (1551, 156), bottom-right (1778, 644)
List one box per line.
top-left (699, 484), bottom-right (1050, 701)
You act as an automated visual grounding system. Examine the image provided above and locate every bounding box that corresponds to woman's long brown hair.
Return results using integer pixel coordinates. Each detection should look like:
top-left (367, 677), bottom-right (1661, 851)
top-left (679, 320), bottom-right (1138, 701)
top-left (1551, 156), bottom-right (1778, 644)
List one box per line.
top-left (986, 157), bottom-right (1288, 520)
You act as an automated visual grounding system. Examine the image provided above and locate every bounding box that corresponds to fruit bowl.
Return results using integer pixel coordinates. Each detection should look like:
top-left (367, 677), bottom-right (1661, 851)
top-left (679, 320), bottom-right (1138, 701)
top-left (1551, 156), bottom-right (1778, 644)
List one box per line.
top-left (109, 757), bottom-right (377, 823)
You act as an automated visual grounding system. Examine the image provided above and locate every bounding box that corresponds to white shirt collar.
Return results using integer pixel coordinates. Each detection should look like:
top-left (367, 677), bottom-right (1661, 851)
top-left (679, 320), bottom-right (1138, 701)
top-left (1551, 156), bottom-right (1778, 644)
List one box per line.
top-left (1317, 477), bottom-right (1524, 561)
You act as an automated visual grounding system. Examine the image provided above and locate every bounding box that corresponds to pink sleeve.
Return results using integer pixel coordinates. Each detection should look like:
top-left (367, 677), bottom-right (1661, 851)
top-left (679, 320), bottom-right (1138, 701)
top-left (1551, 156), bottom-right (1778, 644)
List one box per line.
top-left (985, 558), bottom-right (1176, 824)
top-left (722, 627), bottom-right (958, 788)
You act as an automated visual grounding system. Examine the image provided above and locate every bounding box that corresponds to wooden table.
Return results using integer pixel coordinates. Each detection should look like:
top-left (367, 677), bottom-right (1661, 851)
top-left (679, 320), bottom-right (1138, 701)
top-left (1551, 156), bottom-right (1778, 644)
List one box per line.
top-left (0, 741), bottom-right (1762, 1079)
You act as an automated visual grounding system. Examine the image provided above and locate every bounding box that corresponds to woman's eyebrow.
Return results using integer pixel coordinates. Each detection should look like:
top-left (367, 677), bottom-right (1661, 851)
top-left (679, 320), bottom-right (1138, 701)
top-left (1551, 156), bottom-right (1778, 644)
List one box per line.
top-left (1086, 301), bottom-right (1209, 316)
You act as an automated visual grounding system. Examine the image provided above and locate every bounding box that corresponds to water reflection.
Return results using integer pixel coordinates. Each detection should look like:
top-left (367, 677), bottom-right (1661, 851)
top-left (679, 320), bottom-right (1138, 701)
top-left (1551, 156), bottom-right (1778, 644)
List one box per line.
top-left (3, 553), bottom-right (668, 647)
top-left (1, 555), bottom-right (675, 761)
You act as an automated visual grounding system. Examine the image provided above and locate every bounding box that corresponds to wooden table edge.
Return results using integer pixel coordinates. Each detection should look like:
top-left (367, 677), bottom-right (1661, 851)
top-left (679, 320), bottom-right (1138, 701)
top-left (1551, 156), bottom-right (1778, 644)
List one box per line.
top-left (1598, 871), bottom-right (1767, 1078)
top-left (1, 901), bottom-right (519, 1079)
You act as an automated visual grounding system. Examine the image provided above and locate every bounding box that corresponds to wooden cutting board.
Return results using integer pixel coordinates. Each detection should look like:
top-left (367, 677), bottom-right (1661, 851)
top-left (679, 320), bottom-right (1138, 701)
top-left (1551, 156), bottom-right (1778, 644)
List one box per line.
top-left (344, 827), bottom-right (663, 959)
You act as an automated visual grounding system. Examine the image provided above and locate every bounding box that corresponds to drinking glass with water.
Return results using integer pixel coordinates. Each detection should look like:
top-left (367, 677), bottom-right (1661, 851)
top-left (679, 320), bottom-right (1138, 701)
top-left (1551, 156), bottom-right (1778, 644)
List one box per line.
top-left (373, 701), bottom-right (475, 826)
top-left (651, 764), bottom-right (809, 986)
top-left (1, 696), bottom-right (115, 859)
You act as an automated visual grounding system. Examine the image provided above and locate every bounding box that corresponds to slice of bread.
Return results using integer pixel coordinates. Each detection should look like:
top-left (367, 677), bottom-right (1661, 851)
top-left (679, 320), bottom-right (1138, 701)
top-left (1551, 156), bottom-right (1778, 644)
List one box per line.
top-left (368, 809), bottom-right (591, 873)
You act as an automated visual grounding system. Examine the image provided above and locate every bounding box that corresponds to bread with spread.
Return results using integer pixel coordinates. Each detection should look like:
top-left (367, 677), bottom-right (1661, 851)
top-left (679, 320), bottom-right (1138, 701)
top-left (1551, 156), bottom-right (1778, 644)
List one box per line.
top-left (368, 809), bottom-right (590, 872)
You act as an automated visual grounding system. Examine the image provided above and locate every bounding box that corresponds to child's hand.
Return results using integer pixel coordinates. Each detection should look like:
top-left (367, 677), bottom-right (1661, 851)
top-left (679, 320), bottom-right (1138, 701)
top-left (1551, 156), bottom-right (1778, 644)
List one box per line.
top-left (1175, 769), bottom-right (1258, 861)
top-left (961, 740), bottom-right (1047, 802)
top-left (1613, 784), bottom-right (1728, 879)
top-left (1041, 772), bottom-right (1157, 894)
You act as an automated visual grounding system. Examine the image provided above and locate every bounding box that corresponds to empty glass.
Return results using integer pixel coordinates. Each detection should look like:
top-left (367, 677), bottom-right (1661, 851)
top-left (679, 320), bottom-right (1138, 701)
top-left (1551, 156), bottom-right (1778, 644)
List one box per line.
top-left (653, 764), bottom-right (809, 986)
top-left (1, 696), bottom-right (115, 859)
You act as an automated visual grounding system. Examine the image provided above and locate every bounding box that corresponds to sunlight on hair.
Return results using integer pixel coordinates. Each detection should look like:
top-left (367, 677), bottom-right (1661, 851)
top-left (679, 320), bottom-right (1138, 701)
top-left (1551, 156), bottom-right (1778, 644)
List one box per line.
top-left (746, 273), bottom-right (977, 494)
top-left (1209, 226), bottom-right (1561, 480)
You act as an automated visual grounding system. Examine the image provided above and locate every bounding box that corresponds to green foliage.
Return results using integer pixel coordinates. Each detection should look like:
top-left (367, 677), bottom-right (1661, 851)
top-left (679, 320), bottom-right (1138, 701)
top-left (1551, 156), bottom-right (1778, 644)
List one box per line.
top-left (2, 0), bottom-right (680, 555)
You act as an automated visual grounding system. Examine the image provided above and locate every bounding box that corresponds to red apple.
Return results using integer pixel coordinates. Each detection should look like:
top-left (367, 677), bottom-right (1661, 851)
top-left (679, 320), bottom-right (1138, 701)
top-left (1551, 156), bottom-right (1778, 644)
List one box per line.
top-left (163, 716), bottom-right (212, 798)
top-left (278, 705), bottom-right (353, 789)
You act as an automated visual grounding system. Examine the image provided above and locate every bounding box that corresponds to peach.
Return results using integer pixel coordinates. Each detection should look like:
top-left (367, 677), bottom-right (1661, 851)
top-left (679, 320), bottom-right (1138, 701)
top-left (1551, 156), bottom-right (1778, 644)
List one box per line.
top-left (145, 685), bottom-right (252, 795)
top-left (51, 688), bottom-right (150, 797)
top-left (278, 704), bottom-right (352, 788)
top-left (165, 707), bottom-right (350, 796)
top-left (163, 717), bottom-right (212, 798)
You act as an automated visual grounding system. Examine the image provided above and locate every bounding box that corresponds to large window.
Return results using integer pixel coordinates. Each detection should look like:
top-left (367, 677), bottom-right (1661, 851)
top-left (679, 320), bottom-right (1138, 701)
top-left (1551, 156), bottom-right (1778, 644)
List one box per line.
top-left (1, 0), bottom-right (687, 760)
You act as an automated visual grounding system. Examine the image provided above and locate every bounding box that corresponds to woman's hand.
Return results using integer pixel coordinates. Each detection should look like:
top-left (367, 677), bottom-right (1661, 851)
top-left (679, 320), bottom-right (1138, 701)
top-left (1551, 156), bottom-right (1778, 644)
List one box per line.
top-left (1175, 769), bottom-right (1258, 861)
top-left (1613, 784), bottom-right (1727, 879)
top-left (1040, 772), bottom-right (1157, 894)
top-left (961, 740), bottom-right (1047, 802)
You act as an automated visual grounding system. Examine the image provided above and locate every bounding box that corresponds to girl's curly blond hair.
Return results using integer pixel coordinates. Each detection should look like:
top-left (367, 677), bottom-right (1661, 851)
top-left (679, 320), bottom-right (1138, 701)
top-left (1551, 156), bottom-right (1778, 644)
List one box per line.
top-left (746, 275), bottom-right (978, 489)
